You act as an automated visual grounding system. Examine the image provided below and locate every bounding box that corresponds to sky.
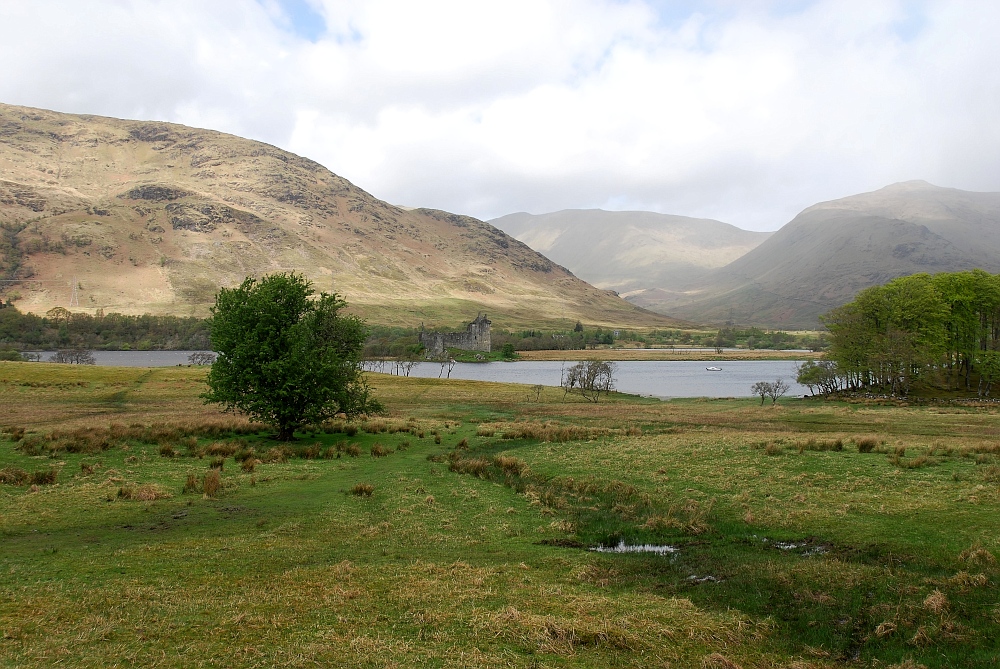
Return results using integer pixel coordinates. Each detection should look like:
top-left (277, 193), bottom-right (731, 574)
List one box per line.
top-left (1, 0), bottom-right (998, 231)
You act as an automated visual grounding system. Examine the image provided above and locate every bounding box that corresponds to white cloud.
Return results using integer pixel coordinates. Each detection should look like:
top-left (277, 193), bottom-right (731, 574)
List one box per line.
top-left (1, 0), bottom-right (998, 230)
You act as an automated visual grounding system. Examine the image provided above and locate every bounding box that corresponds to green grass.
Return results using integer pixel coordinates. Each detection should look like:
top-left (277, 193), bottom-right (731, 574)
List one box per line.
top-left (1, 361), bottom-right (999, 667)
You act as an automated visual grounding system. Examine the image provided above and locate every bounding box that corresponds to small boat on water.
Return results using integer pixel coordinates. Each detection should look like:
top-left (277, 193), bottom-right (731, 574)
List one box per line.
top-left (705, 366), bottom-right (722, 371)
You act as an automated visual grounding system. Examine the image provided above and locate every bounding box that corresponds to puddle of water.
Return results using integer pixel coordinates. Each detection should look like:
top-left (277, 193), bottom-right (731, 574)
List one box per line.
top-left (590, 541), bottom-right (678, 555)
top-left (758, 536), bottom-right (830, 556)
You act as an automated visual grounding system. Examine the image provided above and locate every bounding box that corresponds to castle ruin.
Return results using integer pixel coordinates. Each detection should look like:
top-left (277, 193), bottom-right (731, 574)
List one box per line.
top-left (419, 314), bottom-right (491, 356)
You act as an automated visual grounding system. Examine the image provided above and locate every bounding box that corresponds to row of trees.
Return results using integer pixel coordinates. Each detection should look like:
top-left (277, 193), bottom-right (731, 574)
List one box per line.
top-left (820, 269), bottom-right (1000, 396)
top-left (0, 305), bottom-right (210, 350)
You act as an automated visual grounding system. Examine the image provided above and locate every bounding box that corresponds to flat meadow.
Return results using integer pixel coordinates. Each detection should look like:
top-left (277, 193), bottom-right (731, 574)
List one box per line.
top-left (1, 361), bottom-right (998, 668)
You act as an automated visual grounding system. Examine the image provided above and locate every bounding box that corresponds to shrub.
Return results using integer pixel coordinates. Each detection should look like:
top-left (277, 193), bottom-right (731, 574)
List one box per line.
top-left (209, 456), bottom-right (225, 470)
top-left (31, 469), bottom-right (57, 485)
top-left (370, 442), bottom-right (391, 457)
top-left (203, 470), bottom-right (222, 497)
top-left (323, 420), bottom-right (344, 434)
top-left (344, 443), bottom-right (361, 458)
top-left (159, 444), bottom-right (177, 458)
top-left (350, 483), bottom-right (374, 497)
top-left (0, 466), bottom-right (29, 486)
top-left (240, 458), bottom-right (259, 473)
top-left (344, 425), bottom-right (358, 437)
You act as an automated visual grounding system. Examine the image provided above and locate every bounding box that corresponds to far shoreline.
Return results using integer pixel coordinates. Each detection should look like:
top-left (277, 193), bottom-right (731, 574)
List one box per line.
top-left (514, 348), bottom-right (823, 362)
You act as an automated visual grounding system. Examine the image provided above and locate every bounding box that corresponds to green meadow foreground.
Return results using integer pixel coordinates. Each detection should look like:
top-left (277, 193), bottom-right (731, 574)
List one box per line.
top-left (1, 363), bottom-right (998, 668)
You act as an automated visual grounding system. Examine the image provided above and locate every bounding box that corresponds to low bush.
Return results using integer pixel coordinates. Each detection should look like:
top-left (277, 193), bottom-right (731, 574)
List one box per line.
top-left (0, 466), bottom-right (30, 486)
top-left (240, 458), bottom-right (259, 473)
top-left (344, 443), bottom-right (361, 458)
top-left (31, 469), bottom-right (57, 485)
top-left (344, 425), bottom-right (358, 437)
top-left (370, 442), bottom-right (392, 458)
top-left (209, 456), bottom-right (225, 470)
top-left (159, 444), bottom-right (177, 458)
top-left (299, 442), bottom-right (322, 459)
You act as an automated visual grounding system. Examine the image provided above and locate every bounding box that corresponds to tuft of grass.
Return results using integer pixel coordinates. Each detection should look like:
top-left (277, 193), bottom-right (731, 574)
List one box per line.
top-left (203, 470), bottom-right (221, 497)
top-left (207, 441), bottom-right (238, 457)
top-left (182, 473), bottom-right (199, 494)
top-left (240, 458), bottom-right (259, 473)
top-left (344, 424), bottom-right (358, 437)
top-left (344, 443), bottom-right (361, 458)
top-left (159, 443), bottom-right (177, 458)
top-left (370, 442), bottom-right (392, 458)
top-left (765, 442), bottom-right (783, 456)
top-left (855, 436), bottom-right (879, 453)
top-left (299, 442), bottom-right (322, 459)
top-left (350, 482), bottom-right (374, 497)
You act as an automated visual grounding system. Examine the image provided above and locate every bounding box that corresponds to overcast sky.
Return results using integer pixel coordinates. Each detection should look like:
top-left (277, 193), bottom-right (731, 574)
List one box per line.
top-left (1, 0), bottom-right (998, 231)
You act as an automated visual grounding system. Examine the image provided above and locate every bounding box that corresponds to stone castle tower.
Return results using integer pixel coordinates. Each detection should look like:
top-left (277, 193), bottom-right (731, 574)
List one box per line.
top-left (419, 313), bottom-right (491, 356)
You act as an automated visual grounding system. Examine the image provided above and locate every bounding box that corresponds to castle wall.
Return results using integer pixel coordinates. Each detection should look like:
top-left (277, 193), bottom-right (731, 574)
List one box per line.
top-left (420, 314), bottom-right (491, 356)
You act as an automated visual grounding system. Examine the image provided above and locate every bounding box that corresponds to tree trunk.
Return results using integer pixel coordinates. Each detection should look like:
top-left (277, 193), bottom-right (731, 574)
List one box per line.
top-left (277, 424), bottom-right (296, 441)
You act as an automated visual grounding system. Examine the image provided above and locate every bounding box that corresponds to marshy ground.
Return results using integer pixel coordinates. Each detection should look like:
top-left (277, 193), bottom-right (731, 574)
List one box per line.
top-left (1, 362), bottom-right (998, 668)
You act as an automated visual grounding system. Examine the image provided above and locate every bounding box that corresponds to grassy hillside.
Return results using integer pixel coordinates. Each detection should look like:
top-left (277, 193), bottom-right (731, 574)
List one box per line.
top-left (0, 103), bottom-right (676, 330)
top-left (2, 361), bottom-right (998, 667)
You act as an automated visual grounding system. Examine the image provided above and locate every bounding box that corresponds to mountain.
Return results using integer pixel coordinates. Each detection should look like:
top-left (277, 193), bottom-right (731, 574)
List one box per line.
top-left (638, 181), bottom-right (1000, 329)
top-left (0, 103), bottom-right (678, 329)
top-left (490, 209), bottom-right (770, 294)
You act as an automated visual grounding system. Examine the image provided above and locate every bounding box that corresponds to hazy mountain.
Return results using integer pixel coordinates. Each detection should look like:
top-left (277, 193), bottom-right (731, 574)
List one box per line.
top-left (490, 209), bottom-right (770, 293)
top-left (635, 181), bottom-right (1000, 329)
top-left (0, 103), bottom-right (678, 329)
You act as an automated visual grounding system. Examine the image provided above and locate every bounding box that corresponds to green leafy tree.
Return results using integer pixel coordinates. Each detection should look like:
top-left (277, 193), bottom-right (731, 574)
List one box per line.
top-left (204, 273), bottom-right (381, 440)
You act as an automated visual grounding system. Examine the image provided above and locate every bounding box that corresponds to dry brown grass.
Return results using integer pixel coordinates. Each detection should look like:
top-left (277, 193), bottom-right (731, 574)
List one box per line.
top-left (350, 483), bottom-right (374, 497)
top-left (117, 483), bottom-right (172, 501)
top-left (203, 470), bottom-right (221, 497)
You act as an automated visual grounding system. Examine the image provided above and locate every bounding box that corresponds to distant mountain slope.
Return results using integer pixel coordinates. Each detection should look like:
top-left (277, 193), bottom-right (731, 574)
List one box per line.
top-left (490, 209), bottom-right (770, 293)
top-left (0, 103), bottom-right (678, 329)
top-left (638, 181), bottom-right (1000, 329)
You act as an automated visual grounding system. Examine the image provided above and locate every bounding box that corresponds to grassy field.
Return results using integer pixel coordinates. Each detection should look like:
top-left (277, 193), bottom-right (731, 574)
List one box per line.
top-left (1, 362), bottom-right (999, 668)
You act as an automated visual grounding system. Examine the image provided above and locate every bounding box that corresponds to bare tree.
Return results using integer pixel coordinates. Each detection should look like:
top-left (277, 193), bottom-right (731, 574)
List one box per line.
top-left (562, 360), bottom-right (616, 402)
top-left (751, 381), bottom-right (772, 406)
top-left (751, 379), bottom-right (789, 405)
top-left (188, 351), bottom-right (216, 366)
top-left (50, 349), bottom-right (96, 365)
top-left (768, 378), bottom-right (790, 404)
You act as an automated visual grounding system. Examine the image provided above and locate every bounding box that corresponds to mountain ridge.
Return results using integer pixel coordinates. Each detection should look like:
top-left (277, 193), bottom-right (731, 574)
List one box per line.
top-left (0, 102), bottom-right (679, 329)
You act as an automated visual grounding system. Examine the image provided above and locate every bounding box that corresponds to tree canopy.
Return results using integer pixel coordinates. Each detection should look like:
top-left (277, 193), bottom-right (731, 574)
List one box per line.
top-left (820, 269), bottom-right (1000, 396)
top-left (204, 273), bottom-right (381, 440)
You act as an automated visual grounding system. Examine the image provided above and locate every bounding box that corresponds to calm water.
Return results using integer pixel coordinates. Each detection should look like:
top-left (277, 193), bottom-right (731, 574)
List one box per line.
top-left (28, 352), bottom-right (808, 398)
top-left (401, 359), bottom-right (808, 399)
